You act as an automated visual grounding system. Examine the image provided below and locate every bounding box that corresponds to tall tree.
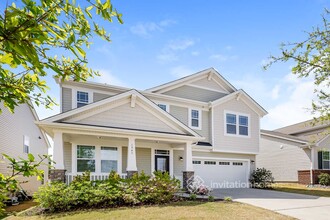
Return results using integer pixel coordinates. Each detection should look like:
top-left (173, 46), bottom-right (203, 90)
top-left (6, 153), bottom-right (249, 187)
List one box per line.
top-left (265, 10), bottom-right (330, 122)
top-left (0, 0), bottom-right (123, 113)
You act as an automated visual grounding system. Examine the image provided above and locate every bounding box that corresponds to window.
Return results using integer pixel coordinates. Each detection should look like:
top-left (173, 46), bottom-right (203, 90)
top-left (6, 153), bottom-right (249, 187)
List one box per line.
top-left (77, 145), bottom-right (95, 172)
top-left (233, 162), bottom-right (243, 166)
top-left (225, 112), bottom-right (249, 136)
top-left (323, 151), bottom-right (330, 169)
top-left (239, 116), bottom-right (248, 136)
top-left (155, 150), bottom-right (170, 155)
top-left (23, 135), bottom-right (29, 154)
top-left (204, 161), bottom-right (216, 165)
top-left (226, 113), bottom-right (236, 134)
top-left (190, 109), bottom-right (201, 129)
top-left (101, 147), bottom-right (118, 173)
top-left (77, 91), bottom-right (89, 108)
top-left (158, 104), bottom-right (167, 111)
top-left (193, 160), bottom-right (201, 164)
top-left (219, 162), bottom-right (230, 165)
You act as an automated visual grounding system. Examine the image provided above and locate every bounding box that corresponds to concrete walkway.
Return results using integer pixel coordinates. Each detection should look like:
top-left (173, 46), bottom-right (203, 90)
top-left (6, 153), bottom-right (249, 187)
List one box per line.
top-left (211, 188), bottom-right (330, 220)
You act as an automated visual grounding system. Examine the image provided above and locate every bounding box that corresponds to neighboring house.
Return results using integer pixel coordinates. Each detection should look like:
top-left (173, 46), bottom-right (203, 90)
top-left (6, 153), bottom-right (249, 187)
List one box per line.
top-left (258, 119), bottom-right (330, 184)
top-left (0, 102), bottom-right (50, 194)
top-left (37, 68), bottom-right (267, 188)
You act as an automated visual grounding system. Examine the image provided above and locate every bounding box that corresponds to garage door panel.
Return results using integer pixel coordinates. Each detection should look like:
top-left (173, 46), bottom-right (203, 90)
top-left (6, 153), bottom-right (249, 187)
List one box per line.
top-left (193, 159), bottom-right (249, 188)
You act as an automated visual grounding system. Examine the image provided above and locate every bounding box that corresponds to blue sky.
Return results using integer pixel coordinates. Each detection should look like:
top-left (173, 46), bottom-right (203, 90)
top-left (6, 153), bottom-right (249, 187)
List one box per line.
top-left (36, 0), bottom-right (329, 129)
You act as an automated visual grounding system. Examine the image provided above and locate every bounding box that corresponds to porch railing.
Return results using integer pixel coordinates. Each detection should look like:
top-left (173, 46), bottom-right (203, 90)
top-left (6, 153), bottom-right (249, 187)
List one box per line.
top-left (65, 173), bottom-right (128, 185)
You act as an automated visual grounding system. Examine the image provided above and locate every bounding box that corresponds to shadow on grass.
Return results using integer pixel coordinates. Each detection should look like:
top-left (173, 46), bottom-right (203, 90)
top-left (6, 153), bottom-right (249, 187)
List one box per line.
top-left (273, 187), bottom-right (330, 197)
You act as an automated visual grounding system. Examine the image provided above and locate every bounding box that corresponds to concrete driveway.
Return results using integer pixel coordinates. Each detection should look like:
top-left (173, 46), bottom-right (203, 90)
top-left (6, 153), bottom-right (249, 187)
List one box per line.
top-left (211, 188), bottom-right (330, 220)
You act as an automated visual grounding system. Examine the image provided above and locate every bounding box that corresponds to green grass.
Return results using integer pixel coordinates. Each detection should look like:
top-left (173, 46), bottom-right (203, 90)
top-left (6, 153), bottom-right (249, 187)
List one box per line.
top-left (272, 183), bottom-right (330, 197)
top-left (7, 201), bottom-right (293, 220)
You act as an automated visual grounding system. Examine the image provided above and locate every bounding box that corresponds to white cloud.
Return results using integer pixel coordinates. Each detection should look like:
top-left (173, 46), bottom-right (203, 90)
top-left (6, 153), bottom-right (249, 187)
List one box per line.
top-left (130, 19), bottom-right (176, 38)
top-left (191, 51), bottom-right (199, 56)
top-left (170, 66), bottom-right (195, 78)
top-left (157, 38), bottom-right (196, 63)
top-left (271, 84), bottom-right (280, 100)
top-left (92, 69), bottom-right (127, 87)
top-left (262, 74), bottom-right (316, 129)
top-left (225, 45), bottom-right (233, 51)
top-left (209, 54), bottom-right (237, 62)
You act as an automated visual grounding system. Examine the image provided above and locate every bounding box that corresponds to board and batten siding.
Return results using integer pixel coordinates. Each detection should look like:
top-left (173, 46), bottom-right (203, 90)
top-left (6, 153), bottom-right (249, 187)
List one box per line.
top-left (163, 85), bottom-right (226, 102)
top-left (93, 92), bottom-right (111, 102)
top-left (136, 148), bottom-right (151, 175)
top-left (0, 103), bottom-right (48, 193)
top-left (64, 142), bottom-right (72, 173)
top-left (257, 136), bottom-right (311, 182)
top-left (62, 87), bottom-right (72, 112)
top-left (75, 102), bottom-right (182, 134)
top-left (213, 98), bottom-right (260, 153)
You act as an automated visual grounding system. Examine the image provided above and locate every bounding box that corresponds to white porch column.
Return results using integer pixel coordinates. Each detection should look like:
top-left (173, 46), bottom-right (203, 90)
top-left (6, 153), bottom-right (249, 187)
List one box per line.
top-left (53, 131), bottom-right (65, 169)
top-left (126, 137), bottom-right (137, 177)
top-left (310, 146), bottom-right (315, 184)
top-left (184, 141), bottom-right (194, 171)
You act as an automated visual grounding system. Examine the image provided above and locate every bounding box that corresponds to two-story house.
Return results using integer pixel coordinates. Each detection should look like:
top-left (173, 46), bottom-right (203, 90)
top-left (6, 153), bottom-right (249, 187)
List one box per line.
top-left (37, 68), bottom-right (267, 188)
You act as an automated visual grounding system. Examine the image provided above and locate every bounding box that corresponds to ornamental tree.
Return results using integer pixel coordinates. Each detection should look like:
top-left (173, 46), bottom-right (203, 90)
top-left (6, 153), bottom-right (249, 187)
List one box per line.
top-left (0, 0), bottom-right (123, 113)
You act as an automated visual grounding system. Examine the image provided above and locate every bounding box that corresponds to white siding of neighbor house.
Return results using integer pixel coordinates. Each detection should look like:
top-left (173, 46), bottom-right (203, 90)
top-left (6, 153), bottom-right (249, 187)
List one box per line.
top-left (0, 103), bottom-right (48, 194)
top-left (163, 85), bottom-right (227, 102)
top-left (64, 142), bottom-right (72, 173)
top-left (93, 92), bottom-right (111, 102)
top-left (62, 87), bottom-right (72, 112)
top-left (213, 97), bottom-right (260, 153)
top-left (136, 148), bottom-right (151, 175)
top-left (75, 102), bottom-right (183, 134)
top-left (257, 135), bottom-right (311, 182)
top-left (190, 78), bottom-right (228, 93)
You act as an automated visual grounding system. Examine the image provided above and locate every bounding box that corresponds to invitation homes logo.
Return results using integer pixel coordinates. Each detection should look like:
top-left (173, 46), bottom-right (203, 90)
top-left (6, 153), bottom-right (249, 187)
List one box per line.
top-left (186, 176), bottom-right (251, 189)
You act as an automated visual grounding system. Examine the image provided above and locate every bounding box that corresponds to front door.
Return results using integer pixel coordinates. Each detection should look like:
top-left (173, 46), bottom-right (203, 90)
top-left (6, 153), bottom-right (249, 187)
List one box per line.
top-left (155, 155), bottom-right (170, 173)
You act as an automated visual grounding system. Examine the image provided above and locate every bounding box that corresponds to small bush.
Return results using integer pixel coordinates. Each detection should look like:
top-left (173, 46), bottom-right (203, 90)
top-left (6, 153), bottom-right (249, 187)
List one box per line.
top-left (250, 168), bottom-right (274, 189)
top-left (208, 195), bottom-right (215, 202)
top-left (224, 196), bottom-right (232, 202)
top-left (34, 171), bottom-right (180, 212)
top-left (318, 173), bottom-right (330, 186)
top-left (187, 178), bottom-right (211, 195)
top-left (189, 194), bottom-right (197, 201)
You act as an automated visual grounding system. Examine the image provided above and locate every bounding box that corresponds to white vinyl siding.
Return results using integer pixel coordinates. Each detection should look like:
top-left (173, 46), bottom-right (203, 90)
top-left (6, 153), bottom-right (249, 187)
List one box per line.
top-left (0, 103), bottom-right (48, 193)
top-left (213, 98), bottom-right (259, 153)
top-left (136, 148), bottom-right (152, 175)
top-left (93, 92), bottom-right (111, 102)
top-left (64, 142), bottom-right (72, 173)
top-left (163, 85), bottom-right (226, 102)
top-left (62, 87), bottom-right (72, 112)
top-left (74, 102), bottom-right (182, 134)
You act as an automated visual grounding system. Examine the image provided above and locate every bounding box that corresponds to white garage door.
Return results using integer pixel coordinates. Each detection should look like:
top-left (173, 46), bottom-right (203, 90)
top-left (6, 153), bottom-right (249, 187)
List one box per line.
top-left (193, 159), bottom-right (249, 188)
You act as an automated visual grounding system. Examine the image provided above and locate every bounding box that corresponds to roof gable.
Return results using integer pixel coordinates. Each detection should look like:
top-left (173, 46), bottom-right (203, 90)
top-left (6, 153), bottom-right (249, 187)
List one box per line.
top-left (42, 90), bottom-right (201, 138)
top-left (211, 90), bottom-right (268, 117)
top-left (146, 68), bottom-right (236, 94)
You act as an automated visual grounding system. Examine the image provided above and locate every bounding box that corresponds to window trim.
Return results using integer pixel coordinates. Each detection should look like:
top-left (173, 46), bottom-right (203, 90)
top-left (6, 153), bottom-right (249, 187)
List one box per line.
top-left (72, 88), bottom-right (93, 109)
top-left (224, 111), bottom-right (250, 138)
top-left (157, 103), bottom-right (170, 112)
top-left (188, 108), bottom-right (202, 130)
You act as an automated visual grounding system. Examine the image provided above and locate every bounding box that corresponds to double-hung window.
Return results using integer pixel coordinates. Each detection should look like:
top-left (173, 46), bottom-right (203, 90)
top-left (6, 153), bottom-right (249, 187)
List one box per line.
top-left (77, 145), bottom-right (95, 172)
top-left (225, 112), bottom-right (249, 136)
top-left (23, 135), bottom-right (29, 154)
top-left (77, 91), bottom-right (89, 108)
top-left (101, 147), bottom-right (118, 173)
top-left (319, 151), bottom-right (330, 169)
top-left (190, 109), bottom-right (201, 129)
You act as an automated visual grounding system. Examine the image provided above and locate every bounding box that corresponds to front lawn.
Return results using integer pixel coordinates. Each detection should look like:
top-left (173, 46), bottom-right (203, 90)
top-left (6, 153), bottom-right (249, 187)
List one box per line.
top-left (272, 183), bottom-right (330, 197)
top-left (7, 201), bottom-right (293, 220)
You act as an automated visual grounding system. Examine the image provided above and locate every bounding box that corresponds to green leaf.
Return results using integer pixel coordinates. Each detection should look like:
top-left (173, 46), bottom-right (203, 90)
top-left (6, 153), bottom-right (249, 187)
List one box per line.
top-left (28, 153), bottom-right (35, 162)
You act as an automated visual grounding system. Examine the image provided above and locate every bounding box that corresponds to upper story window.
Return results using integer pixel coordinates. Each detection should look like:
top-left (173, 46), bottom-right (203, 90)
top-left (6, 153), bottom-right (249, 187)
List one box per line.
top-left (23, 135), bottom-right (29, 154)
top-left (189, 109), bottom-right (201, 130)
top-left (77, 91), bottom-right (89, 108)
top-left (158, 104), bottom-right (168, 112)
top-left (225, 112), bottom-right (249, 137)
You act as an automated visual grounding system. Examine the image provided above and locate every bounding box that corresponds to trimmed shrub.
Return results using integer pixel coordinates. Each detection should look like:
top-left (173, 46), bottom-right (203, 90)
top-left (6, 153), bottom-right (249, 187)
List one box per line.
top-left (250, 168), bottom-right (274, 189)
top-left (34, 171), bottom-right (180, 212)
top-left (318, 173), bottom-right (330, 186)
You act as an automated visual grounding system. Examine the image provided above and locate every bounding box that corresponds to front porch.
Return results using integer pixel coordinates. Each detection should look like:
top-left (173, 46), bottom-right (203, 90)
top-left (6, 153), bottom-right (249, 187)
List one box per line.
top-left (51, 132), bottom-right (195, 187)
